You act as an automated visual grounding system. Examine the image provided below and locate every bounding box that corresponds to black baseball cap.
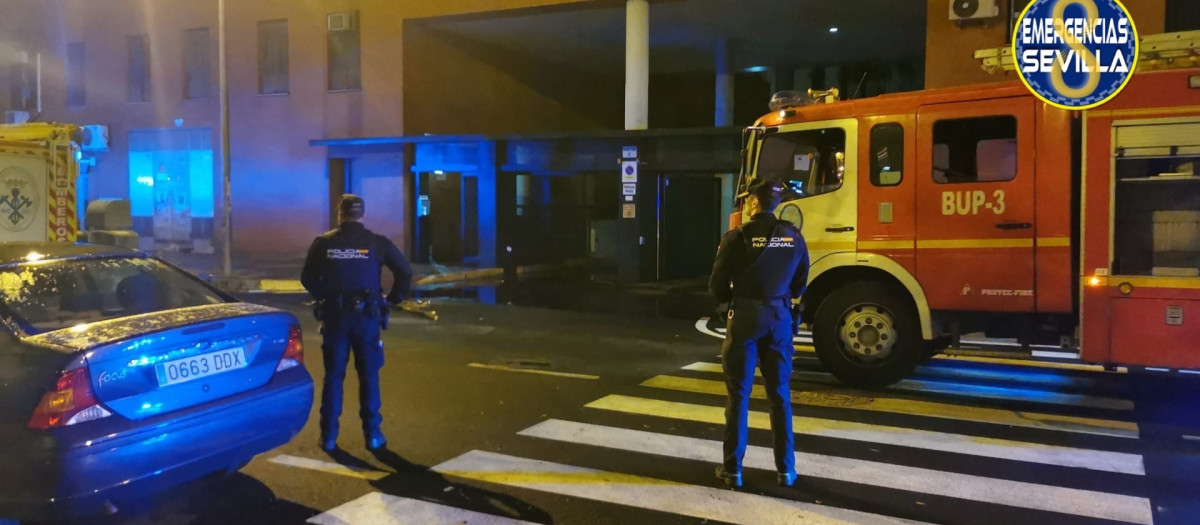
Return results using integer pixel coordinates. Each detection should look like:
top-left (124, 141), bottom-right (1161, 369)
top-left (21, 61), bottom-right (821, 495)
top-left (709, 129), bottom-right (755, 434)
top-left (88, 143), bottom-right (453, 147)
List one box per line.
top-left (339, 194), bottom-right (365, 219)
top-left (746, 179), bottom-right (783, 200)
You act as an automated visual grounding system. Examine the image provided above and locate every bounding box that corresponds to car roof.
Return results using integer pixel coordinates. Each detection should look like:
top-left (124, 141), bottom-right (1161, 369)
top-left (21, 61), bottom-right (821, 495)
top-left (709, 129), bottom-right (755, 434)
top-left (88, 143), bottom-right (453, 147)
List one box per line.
top-left (0, 242), bottom-right (144, 266)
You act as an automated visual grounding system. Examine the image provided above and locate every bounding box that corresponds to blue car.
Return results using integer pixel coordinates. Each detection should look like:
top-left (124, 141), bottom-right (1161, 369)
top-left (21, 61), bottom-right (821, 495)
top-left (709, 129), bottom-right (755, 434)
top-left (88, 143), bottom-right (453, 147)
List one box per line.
top-left (0, 243), bottom-right (313, 520)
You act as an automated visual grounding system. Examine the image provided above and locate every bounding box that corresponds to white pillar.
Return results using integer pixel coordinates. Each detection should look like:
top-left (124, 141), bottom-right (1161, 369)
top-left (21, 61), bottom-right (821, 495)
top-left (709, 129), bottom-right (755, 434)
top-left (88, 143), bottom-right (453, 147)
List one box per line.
top-left (625, 0), bottom-right (649, 130)
top-left (714, 39), bottom-right (733, 127)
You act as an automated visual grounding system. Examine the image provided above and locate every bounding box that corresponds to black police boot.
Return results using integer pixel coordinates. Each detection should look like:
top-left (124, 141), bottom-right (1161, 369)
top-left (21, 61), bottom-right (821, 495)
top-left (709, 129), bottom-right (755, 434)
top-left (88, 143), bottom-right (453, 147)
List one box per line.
top-left (366, 428), bottom-right (388, 451)
top-left (715, 466), bottom-right (743, 488)
top-left (777, 471), bottom-right (799, 487)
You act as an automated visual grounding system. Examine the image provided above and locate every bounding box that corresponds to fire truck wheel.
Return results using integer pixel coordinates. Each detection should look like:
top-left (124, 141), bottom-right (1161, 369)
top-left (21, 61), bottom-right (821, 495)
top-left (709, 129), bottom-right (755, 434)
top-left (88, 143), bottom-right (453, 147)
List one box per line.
top-left (812, 282), bottom-right (922, 388)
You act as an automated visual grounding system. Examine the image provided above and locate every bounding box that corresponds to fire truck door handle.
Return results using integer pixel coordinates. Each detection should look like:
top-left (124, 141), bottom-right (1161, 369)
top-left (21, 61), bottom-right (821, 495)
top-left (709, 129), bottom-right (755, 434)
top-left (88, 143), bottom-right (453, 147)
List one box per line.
top-left (995, 222), bottom-right (1032, 230)
top-left (825, 226), bottom-right (855, 233)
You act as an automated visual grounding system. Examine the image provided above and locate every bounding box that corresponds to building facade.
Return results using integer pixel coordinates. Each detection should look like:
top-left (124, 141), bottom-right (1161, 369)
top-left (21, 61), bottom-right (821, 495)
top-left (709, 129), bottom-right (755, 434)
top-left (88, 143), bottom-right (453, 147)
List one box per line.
top-left (4, 0), bottom-right (1189, 277)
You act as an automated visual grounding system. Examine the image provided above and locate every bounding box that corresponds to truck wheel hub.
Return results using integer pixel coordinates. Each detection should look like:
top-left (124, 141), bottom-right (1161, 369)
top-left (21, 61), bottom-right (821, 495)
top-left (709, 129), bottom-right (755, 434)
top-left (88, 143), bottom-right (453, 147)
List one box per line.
top-left (837, 305), bottom-right (897, 362)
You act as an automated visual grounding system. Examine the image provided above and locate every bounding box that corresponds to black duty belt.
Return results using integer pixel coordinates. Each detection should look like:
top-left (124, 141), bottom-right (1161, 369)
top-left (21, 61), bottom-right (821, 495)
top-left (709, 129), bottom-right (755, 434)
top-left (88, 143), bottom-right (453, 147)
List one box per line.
top-left (732, 296), bottom-right (789, 307)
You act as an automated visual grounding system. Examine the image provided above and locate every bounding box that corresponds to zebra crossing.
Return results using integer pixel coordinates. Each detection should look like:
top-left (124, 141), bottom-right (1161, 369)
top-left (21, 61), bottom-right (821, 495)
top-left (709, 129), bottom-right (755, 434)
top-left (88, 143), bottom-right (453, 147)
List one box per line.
top-left (296, 345), bottom-right (1165, 524)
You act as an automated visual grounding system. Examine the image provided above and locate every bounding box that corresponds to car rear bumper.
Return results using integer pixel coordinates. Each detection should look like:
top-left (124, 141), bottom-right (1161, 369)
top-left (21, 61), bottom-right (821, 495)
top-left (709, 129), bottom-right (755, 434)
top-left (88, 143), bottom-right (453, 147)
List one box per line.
top-left (0, 369), bottom-right (313, 520)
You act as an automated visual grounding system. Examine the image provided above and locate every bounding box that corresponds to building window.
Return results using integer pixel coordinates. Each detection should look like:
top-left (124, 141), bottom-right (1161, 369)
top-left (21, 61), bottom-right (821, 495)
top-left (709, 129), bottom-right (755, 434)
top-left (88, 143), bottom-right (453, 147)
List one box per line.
top-left (66, 42), bottom-right (86, 107)
top-left (184, 28), bottom-right (210, 99)
top-left (327, 12), bottom-right (361, 91)
top-left (756, 127), bottom-right (847, 199)
top-left (258, 20), bottom-right (289, 95)
top-left (870, 123), bottom-right (904, 186)
top-left (8, 54), bottom-right (36, 112)
top-left (128, 35), bottom-right (150, 103)
top-left (932, 116), bottom-right (1018, 184)
top-left (1167, 0), bottom-right (1200, 32)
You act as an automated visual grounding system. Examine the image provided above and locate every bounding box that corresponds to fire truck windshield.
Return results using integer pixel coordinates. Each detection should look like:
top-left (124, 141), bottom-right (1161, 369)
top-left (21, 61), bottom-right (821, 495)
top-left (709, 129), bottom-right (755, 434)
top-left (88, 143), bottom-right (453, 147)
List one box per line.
top-left (754, 127), bottom-right (847, 201)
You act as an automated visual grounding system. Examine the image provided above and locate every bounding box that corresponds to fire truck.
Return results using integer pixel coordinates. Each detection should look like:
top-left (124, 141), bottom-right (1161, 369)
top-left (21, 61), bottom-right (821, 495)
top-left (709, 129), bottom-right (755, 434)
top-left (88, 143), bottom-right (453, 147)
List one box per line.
top-left (733, 32), bottom-right (1200, 387)
top-left (0, 123), bottom-right (81, 244)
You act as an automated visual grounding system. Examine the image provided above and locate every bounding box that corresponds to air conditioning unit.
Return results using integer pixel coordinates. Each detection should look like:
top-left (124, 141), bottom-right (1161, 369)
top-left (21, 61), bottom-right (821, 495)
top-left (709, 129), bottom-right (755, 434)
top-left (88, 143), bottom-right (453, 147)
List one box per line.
top-left (950, 0), bottom-right (1000, 21)
top-left (80, 124), bottom-right (109, 152)
top-left (4, 111), bottom-right (30, 124)
top-left (328, 12), bottom-right (359, 32)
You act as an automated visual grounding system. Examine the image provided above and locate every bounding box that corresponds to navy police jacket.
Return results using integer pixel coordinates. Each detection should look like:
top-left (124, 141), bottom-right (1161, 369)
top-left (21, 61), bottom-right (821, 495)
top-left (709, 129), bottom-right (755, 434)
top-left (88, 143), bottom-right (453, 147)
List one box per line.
top-left (709, 212), bottom-right (810, 304)
top-left (301, 221), bottom-right (413, 304)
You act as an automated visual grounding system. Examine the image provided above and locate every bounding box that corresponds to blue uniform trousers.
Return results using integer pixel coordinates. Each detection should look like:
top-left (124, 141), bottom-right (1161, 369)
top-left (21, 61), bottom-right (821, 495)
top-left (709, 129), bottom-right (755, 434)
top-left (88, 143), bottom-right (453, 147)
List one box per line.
top-left (722, 301), bottom-right (796, 474)
top-left (319, 312), bottom-right (384, 439)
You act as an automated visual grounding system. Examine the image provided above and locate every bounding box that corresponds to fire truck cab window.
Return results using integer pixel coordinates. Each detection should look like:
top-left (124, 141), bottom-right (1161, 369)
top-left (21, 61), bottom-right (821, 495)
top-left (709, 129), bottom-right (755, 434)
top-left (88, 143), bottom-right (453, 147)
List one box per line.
top-left (870, 124), bottom-right (904, 187)
top-left (932, 116), bottom-right (1018, 184)
top-left (757, 127), bottom-right (847, 200)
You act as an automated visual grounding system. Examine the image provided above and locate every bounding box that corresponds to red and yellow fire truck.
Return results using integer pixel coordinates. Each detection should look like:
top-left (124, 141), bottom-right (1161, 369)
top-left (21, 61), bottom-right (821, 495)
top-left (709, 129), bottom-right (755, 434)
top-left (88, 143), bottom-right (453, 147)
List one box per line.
top-left (733, 33), bottom-right (1200, 387)
top-left (0, 123), bottom-right (81, 244)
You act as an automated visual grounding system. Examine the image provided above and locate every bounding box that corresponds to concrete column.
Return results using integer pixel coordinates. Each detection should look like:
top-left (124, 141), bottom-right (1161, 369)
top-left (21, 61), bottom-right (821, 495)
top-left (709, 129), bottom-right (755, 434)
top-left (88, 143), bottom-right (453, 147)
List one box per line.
top-left (714, 39), bottom-right (734, 128)
top-left (769, 66), bottom-right (794, 95)
top-left (794, 67), bottom-right (814, 92)
top-left (719, 173), bottom-right (735, 231)
top-left (625, 0), bottom-right (649, 130)
top-left (824, 65), bottom-right (843, 92)
top-left (714, 40), bottom-right (735, 231)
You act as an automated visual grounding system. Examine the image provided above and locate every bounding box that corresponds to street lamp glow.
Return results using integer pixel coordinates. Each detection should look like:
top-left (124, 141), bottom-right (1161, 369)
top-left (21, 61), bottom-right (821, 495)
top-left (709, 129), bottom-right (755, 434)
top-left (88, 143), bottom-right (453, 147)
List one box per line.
top-left (829, 26), bottom-right (839, 33)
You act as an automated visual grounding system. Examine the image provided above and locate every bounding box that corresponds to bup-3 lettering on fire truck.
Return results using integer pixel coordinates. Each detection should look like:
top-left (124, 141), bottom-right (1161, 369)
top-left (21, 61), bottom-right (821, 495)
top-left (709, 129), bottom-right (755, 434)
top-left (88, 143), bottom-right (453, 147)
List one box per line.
top-left (941, 190), bottom-right (1006, 216)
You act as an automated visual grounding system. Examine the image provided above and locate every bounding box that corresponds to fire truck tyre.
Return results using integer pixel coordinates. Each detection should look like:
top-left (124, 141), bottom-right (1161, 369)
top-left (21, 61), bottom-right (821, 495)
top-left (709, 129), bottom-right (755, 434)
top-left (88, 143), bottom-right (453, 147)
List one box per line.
top-left (812, 282), bottom-right (922, 388)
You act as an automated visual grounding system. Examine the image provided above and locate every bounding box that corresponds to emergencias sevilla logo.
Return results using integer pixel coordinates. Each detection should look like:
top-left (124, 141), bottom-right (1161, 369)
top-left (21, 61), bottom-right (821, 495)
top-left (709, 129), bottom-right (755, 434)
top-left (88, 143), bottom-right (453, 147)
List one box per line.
top-left (1013, 0), bottom-right (1139, 110)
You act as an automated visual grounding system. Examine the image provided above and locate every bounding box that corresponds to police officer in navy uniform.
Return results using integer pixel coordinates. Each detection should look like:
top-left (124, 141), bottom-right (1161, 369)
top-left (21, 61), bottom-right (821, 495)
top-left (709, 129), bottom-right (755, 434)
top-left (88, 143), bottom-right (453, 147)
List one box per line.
top-left (709, 179), bottom-right (810, 488)
top-left (301, 194), bottom-right (413, 452)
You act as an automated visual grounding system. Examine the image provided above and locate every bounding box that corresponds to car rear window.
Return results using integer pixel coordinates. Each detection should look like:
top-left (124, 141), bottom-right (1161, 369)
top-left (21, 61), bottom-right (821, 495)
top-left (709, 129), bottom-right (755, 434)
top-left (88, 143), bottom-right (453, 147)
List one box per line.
top-left (0, 256), bottom-right (227, 334)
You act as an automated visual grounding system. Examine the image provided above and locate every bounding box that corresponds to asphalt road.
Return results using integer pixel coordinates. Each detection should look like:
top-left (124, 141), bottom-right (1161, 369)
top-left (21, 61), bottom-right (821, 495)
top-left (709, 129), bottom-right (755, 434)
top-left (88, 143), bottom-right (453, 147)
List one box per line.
top-left (43, 294), bottom-right (1200, 525)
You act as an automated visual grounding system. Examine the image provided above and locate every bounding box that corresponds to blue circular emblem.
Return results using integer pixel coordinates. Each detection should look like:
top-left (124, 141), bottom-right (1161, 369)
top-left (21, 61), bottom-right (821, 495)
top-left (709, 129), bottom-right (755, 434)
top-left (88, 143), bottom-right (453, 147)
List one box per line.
top-left (1013, 0), bottom-right (1139, 110)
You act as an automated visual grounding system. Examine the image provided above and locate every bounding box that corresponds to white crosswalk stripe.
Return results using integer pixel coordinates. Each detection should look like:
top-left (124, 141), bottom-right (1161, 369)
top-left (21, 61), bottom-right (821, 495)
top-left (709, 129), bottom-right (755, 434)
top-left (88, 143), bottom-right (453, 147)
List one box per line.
top-left (517, 419), bottom-right (1154, 525)
top-left (308, 492), bottom-right (539, 525)
top-left (585, 394), bottom-right (1145, 475)
top-left (431, 450), bottom-right (925, 525)
top-left (284, 353), bottom-right (1156, 525)
top-left (683, 361), bottom-right (1136, 410)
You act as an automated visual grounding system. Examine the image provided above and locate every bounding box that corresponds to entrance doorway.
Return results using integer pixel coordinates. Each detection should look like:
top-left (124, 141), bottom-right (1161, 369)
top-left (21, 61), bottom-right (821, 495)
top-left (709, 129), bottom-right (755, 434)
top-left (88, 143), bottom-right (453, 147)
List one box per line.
top-left (659, 174), bottom-right (722, 280)
top-left (416, 171), bottom-right (479, 265)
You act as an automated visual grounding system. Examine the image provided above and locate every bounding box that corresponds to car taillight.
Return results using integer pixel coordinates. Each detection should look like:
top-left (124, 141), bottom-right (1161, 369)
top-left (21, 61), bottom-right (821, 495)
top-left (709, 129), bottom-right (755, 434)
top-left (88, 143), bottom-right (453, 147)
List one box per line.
top-left (276, 324), bottom-right (304, 372)
top-left (28, 367), bottom-right (112, 430)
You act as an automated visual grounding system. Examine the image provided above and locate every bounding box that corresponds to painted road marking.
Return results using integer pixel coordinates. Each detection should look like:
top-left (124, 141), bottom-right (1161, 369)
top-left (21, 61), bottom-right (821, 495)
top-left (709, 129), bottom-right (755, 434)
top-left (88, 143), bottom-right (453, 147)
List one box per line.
top-left (586, 395), bottom-right (1144, 475)
top-left (935, 354), bottom-right (1128, 374)
top-left (432, 450), bottom-right (923, 525)
top-left (642, 375), bottom-right (1139, 439)
top-left (694, 320), bottom-right (1127, 374)
top-left (308, 492), bottom-right (538, 525)
top-left (467, 363), bottom-right (599, 380)
top-left (519, 420), bottom-right (1153, 525)
top-left (269, 454), bottom-right (390, 481)
top-left (682, 362), bottom-right (1134, 411)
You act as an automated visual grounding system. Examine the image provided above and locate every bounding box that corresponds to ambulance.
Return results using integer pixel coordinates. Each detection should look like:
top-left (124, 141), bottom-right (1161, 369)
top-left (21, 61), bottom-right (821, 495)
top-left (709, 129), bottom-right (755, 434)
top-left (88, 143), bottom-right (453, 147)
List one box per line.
top-left (0, 123), bottom-right (82, 244)
top-left (733, 31), bottom-right (1200, 387)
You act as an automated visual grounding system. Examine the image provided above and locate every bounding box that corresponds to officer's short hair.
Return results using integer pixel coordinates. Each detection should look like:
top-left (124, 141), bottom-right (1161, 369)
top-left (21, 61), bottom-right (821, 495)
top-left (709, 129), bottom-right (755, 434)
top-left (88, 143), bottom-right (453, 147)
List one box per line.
top-left (339, 194), bottom-right (365, 220)
top-left (747, 179), bottom-right (783, 211)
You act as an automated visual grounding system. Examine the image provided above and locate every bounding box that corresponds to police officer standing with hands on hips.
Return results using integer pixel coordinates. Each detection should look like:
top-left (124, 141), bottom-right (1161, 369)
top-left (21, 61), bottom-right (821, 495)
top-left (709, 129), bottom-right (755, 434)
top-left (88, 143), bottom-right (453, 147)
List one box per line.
top-left (301, 194), bottom-right (414, 452)
top-left (709, 179), bottom-right (810, 488)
